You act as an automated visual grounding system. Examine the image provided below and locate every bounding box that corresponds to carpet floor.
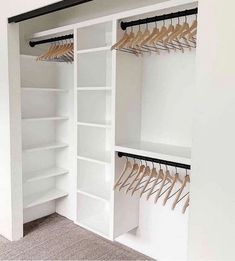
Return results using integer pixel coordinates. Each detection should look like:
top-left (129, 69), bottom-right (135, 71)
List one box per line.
top-left (0, 214), bottom-right (152, 260)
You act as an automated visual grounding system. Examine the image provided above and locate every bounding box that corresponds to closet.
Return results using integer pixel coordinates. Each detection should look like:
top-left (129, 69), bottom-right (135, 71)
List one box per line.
top-left (17, 0), bottom-right (197, 259)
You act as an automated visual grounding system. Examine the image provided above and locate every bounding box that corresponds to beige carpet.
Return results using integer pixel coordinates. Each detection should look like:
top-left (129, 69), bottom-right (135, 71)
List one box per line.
top-left (0, 214), bottom-right (152, 260)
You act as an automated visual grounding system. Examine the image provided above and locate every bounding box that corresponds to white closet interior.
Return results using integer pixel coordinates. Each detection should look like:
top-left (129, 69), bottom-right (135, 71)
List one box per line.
top-left (17, 0), bottom-right (197, 259)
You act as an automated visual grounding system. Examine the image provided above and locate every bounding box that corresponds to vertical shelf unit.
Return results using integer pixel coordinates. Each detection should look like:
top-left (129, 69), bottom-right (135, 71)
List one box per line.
top-left (20, 55), bottom-right (73, 223)
top-left (74, 19), bottom-right (140, 240)
top-left (75, 21), bottom-right (113, 239)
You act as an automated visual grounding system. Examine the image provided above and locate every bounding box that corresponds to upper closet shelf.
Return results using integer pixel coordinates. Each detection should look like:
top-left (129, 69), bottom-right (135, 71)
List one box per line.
top-left (24, 188), bottom-right (68, 209)
top-left (77, 46), bottom-right (111, 54)
top-left (115, 141), bottom-right (191, 166)
top-left (21, 87), bottom-right (68, 92)
top-left (22, 116), bottom-right (69, 122)
top-left (23, 141), bottom-right (68, 153)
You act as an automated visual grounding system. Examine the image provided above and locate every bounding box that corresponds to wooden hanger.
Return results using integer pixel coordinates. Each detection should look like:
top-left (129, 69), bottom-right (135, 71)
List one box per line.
top-left (37, 42), bottom-right (56, 61)
top-left (188, 29), bottom-right (197, 41)
top-left (119, 160), bottom-right (139, 191)
top-left (114, 157), bottom-right (132, 190)
top-left (111, 30), bottom-right (129, 50)
top-left (55, 42), bottom-right (70, 62)
top-left (129, 26), bottom-right (142, 47)
top-left (172, 174), bottom-right (190, 210)
top-left (60, 41), bottom-right (74, 62)
top-left (140, 162), bottom-right (157, 197)
top-left (172, 16), bottom-right (189, 41)
top-left (164, 17), bottom-right (181, 43)
top-left (150, 21), bottom-right (168, 46)
top-left (146, 166), bottom-right (164, 200)
top-left (119, 30), bottom-right (135, 49)
top-left (125, 161), bottom-right (145, 194)
top-left (163, 170), bottom-right (179, 206)
top-left (141, 23), bottom-right (159, 46)
top-left (154, 168), bottom-right (172, 204)
top-left (131, 164), bottom-right (151, 196)
top-left (50, 42), bottom-right (66, 60)
top-left (180, 19), bottom-right (197, 39)
top-left (182, 195), bottom-right (189, 214)
top-left (135, 24), bottom-right (151, 48)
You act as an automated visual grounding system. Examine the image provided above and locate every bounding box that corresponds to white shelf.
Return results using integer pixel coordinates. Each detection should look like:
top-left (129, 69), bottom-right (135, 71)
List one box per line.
top-left (22, 87), bottom-right (68, 92)
top-left (77, 87), bottom-right (112, 91)
top-left (76, 212), bottom-right (109, 238)
top-left (23, 141), bottom-right (68, 153)
top-left (24, 188), bottom-right (68, 209)
top-left (22, 116), bottom-right (69, 122)
top-left (77, 154), bottom-right (110, 165)
top-left (77, 121), bottom-right (111, 128)
top-left (77, 46), bottom-right (111, 54)
top-left (24, 167), bottom-right (69, 183)
top-left (77, 188), bottom-right (109, 203)
top-left (115, 141), bottom-right (191, 165)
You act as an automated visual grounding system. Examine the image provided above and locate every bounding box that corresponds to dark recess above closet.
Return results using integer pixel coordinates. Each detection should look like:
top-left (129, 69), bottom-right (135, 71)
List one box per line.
top-left (8, 0), bottom-right (93, 23)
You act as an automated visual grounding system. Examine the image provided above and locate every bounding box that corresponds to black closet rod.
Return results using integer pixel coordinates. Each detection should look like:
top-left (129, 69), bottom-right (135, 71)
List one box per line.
top-left (29, 34), bottom-right (74, 47)
top-left (120, 7), bottom-right (198, 31)
top-left (117, 151), bottom-right (191, 170)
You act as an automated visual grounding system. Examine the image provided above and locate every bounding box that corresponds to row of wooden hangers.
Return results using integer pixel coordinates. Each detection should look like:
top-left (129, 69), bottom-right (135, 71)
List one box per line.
top-left (111, 15), bottom-right (197, 56)
top-left (37, 39), bottom-right (74, 62)
top-left (114, 157), bottom-right (190, 214)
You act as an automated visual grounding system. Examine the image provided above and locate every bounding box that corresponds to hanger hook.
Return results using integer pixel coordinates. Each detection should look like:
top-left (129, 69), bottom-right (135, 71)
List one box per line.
top-left (185, 168), bottom-right (188, 177)
top-left (155, 20), bottom-right (158, 28)
top-left (152, 161), bottom-right (154, 169)
top-left (175, 166), bottom-right (178, 174)
top-left (165, 165), bottom-right (168, 171)
top-left (159, 163), bottom-right (162, 170)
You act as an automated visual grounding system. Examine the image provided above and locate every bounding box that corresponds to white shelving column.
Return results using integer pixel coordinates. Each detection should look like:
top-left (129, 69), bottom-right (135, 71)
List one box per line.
top-left (20, 55), bottom-right (71, 224)
top-left (75, 21), bottom-right (113, 239)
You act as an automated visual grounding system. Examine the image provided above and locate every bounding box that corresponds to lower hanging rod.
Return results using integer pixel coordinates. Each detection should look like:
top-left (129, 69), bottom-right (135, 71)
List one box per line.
top-left (29, 34), bottom-right (74, 47)
top-left (117, 151), bottom-right (191, 170)
top-left (120, 8), bottom-right (198, 31)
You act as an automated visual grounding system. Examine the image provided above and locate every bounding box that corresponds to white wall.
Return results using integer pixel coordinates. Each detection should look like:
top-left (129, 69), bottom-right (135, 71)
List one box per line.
top-left (188, 0), bottom-right (235, 260)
